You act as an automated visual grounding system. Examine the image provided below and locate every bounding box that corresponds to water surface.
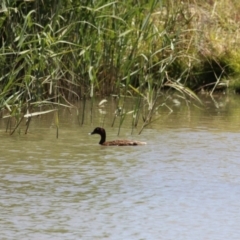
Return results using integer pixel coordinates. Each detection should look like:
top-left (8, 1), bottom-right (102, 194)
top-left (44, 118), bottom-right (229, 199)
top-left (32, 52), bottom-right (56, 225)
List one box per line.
top-left (1, 95), bottom-right (240, 239)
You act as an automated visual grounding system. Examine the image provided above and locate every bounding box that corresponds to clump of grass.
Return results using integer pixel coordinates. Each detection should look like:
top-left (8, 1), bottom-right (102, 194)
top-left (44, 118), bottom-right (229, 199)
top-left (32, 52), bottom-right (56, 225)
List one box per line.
top-left (182, 0), bottom-right (240, 90)
top-left (226, 49), bottom-right (240, 92)
top-left (225, 49), bottom-right (240, 75)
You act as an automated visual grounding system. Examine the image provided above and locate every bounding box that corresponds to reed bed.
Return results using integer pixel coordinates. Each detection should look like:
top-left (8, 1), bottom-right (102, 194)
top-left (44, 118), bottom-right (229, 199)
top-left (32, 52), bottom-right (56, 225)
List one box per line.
top-left (1, 0), bottom-right (240, 133)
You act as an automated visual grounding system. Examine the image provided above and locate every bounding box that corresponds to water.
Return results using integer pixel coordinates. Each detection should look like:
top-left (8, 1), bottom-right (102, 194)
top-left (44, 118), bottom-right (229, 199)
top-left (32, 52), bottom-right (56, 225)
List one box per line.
top-left (1, 95), bottom-right (240, 239)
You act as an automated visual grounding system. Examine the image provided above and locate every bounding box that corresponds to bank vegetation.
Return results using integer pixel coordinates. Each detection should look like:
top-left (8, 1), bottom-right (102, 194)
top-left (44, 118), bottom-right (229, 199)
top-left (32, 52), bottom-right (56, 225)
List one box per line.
top-left (0, 0), bottom-right (240, 133)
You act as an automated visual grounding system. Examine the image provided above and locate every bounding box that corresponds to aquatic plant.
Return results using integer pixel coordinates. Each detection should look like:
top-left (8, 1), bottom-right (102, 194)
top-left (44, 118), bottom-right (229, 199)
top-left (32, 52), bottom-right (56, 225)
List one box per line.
top-left (1, 0), bottom-right (240, 133)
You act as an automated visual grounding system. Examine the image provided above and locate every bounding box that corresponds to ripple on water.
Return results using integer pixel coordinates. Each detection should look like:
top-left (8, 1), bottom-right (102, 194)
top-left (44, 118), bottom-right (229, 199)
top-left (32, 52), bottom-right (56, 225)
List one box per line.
top-left (1, 125), bottom-right (240, 239)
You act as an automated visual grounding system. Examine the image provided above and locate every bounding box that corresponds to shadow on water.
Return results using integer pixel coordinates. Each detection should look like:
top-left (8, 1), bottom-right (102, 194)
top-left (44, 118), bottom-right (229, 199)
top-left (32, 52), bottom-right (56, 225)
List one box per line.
top-left (1, 94), bottom-right (240, 239)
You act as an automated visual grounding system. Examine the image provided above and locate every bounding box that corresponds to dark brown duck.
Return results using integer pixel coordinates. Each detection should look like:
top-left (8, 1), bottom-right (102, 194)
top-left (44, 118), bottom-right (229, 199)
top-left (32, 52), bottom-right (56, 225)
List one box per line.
top-left (89, 127), bottom-right (147, 146)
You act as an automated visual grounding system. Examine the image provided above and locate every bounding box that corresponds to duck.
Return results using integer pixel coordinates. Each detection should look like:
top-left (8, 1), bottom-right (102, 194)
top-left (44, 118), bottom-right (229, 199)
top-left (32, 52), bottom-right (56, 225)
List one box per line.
top-left (89, 127), bottom-right (147, 146)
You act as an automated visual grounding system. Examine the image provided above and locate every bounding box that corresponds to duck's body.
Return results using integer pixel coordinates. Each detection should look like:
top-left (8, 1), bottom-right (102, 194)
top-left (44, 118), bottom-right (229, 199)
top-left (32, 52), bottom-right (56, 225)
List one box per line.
top-left (89, 127), bottom-right (147, 146)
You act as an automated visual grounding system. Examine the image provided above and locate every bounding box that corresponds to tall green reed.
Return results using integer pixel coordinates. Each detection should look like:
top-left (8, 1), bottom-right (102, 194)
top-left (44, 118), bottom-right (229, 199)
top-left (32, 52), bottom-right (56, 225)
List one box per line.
top-left (4, 0), bottom-right (235, 134)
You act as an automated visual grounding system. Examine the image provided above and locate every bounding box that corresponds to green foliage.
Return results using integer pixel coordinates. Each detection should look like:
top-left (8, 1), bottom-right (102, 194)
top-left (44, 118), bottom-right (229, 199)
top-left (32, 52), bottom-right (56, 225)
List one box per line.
top-left (225, 50), bottom-right (240, 75)
top-left (0, 0), bottom-right (240, 133)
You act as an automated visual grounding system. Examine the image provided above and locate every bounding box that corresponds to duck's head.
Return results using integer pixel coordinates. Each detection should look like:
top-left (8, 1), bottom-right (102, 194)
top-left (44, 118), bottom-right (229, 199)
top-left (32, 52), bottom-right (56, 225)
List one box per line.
top-left (89, 127), bottom-right (105, 135)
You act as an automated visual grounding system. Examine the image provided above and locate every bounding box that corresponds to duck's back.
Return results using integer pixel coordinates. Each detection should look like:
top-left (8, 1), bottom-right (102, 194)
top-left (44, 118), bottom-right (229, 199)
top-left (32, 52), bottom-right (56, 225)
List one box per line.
top-left (103, 140), bottom-right (147, 146)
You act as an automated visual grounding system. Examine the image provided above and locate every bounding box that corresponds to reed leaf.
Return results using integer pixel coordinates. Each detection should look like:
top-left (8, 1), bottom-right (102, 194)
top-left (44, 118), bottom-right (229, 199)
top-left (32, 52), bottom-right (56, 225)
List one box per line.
top-left (24, 109), bottom-right (58, 118)
top-left (165, 83), bottom-right (203, 105)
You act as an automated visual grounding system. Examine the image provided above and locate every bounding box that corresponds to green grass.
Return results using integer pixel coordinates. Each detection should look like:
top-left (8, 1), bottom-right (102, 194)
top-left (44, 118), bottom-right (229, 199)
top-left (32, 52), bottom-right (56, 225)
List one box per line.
top-left (1, 0), bottom-right (240, 133)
